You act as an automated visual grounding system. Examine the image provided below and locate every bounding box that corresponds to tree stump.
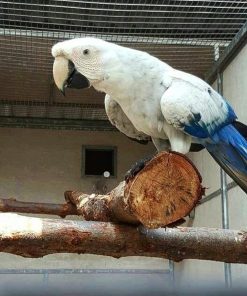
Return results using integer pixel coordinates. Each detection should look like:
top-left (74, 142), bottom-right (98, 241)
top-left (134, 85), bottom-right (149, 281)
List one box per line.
top-left (66, 152), bottom-right (203, 228)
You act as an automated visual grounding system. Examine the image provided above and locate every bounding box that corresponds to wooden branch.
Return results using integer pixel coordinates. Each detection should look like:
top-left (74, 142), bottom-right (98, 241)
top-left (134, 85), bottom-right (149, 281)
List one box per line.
top-left (0, 152), bottom-right (203, 228)
top-left (0, 198), bottom-right (78, 218)
top-left (0, 213), bottom-right (247, 264)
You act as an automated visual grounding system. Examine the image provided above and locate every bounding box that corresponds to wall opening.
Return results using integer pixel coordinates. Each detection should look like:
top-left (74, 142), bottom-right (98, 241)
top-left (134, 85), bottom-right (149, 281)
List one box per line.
top-left (82, 146), bottom-right (117, 177)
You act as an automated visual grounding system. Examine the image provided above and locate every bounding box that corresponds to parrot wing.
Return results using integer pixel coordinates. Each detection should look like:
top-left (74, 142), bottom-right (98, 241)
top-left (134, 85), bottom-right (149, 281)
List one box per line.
top-left (105, 94), bottom-right (150, 144)
top-left (160, 70), bottom-right (247, 193)
top-left (160, 70), bottom-right (236, 139)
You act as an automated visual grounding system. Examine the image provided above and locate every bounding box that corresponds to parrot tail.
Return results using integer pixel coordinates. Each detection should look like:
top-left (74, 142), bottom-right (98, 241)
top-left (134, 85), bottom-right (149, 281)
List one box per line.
top-left (232, 120), bottom-right (247, 139)
top-left (205, 124), bottom-right (247, 194)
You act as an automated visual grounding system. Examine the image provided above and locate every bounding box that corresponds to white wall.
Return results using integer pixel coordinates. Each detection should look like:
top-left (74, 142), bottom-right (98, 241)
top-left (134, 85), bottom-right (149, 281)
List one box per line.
top-left (175, 43), bottom-right (247, 288)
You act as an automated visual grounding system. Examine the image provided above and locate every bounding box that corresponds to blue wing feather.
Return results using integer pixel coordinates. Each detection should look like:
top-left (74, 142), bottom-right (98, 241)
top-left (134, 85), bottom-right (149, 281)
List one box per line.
top-left (160, 71), bottom-right (247, 193)
top-left (183, 99), bottom-right (237, 139)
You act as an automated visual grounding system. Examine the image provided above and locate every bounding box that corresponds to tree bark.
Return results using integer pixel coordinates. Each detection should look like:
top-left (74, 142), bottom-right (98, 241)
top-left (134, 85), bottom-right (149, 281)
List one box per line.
top-left (0, 152), bottom-right (203, 228)
top-left (0, 213), bottom-right (247, 264)
top-left (0, 198), bottom-right (78, 218)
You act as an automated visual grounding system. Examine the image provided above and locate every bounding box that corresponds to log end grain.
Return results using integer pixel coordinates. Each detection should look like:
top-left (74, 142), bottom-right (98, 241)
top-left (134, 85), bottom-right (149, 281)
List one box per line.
top-left (125, 151), bottom-right (203, 228)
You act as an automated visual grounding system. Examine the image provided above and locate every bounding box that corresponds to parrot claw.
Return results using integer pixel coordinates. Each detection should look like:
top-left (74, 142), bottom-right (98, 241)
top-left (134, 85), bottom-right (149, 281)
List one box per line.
top-left (125, 155), bottom-right (154, 182)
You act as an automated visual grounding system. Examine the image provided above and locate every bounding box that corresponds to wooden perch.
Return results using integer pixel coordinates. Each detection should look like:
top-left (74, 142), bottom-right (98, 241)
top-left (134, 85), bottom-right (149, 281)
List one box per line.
top-left (0, 198), bottom-right (78, 218)
top-left (0, 213), bottom-right (247, 264)
top-left (0, 152), bottom-right (203, 228)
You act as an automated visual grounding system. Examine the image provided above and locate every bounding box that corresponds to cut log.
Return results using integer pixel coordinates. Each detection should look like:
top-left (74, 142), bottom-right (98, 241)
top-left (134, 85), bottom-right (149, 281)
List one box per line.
top-left (66, 152), bottom-right (203, 228)
top-left (0, 152), bottom-right (203, 228)
top-left (0, 213), bottom-right (247, 264)
top-left (125, 151), bottom-right (203, 227)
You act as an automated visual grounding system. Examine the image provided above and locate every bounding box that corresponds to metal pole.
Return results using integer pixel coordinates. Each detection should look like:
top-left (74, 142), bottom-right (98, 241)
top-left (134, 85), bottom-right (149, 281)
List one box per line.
top-left (169, 259), bottom-right (175, 287)
top-left (217, 72), bottom-right (232, 288)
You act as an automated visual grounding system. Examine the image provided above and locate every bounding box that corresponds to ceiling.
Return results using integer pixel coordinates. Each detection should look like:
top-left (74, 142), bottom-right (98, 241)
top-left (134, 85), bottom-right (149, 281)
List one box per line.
top-left (0, 0), bottom-right (247, 125)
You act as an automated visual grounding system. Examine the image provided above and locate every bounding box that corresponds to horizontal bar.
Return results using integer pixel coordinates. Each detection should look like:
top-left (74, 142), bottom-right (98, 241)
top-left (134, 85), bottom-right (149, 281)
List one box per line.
top-left (0, 268), bottom-right (170, 274)
top-left (205, 20), bottom-right (247, 83)
top-left (1, 6), bottom-right (246, 20)
top-left (0, 117), bottom-right (116, 131)
top-left (2, 1), bottom-right (246, 10)
top-left (199, 181), bottom-right (237, 205)
top-left (0, 100), bottom-right (104, 108)
top-left (0, 29), bottom-right (230, 46)
top-left (48, 0), bottom-right (246, 3)
top-left (0, 12), bottom-right (243, 27)
top-left (1, 20), bottom-right (240, 32)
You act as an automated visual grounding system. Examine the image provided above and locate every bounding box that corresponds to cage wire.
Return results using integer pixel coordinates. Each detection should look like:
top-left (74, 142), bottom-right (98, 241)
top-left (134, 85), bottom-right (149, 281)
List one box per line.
top-left (0, 0), bottom-right (247, 125)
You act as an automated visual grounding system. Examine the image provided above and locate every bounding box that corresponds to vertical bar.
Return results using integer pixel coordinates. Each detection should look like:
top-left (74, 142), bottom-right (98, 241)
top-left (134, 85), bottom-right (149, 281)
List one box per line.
top-left (217, 72), bottom-right (232, 288)
top-left (43, 272), bottom-right (49, 285)
top-left (169, 259), bottom-right (175, 286)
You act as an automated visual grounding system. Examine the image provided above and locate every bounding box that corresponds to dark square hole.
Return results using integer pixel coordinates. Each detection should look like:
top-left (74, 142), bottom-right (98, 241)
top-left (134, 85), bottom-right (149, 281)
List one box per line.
top-left (84, 148), bottom-right (115, 176)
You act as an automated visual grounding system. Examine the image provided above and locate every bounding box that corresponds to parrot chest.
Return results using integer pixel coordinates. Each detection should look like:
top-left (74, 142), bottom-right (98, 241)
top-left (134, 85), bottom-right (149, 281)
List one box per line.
top-left (118, 96), bottom-right (167, 138)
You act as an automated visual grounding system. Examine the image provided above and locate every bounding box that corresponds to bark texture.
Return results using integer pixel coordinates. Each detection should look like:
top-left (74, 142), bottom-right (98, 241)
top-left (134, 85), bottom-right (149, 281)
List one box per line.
top-left (0, 152), bottom-right (203, 228)
top-left (0, 213), bottom-right (247, 264)
top-left (0, 198), bottom-right (78, 218)
top-left (66, 152), bottom-right (203, 228)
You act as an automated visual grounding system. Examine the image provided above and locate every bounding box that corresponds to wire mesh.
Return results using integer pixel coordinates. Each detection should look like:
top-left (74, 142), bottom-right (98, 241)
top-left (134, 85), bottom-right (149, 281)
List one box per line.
top-left (0, 0), bottom-right (246, 124)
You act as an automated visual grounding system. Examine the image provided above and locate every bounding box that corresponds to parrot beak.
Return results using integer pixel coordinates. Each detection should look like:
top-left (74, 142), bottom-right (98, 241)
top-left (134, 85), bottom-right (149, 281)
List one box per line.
top-left (53, 56), bottom-right (90, 96)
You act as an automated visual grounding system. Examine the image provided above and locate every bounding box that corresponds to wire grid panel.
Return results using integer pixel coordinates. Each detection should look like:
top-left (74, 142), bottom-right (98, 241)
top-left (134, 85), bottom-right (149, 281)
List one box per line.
top-left (0, 0), bottom-right (247, 122)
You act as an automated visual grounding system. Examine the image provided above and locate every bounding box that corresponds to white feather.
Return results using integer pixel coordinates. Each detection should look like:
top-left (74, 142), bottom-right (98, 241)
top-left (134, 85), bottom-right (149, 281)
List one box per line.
top-left (52, 38), bottom-right (231, 154)
top-left (105, 95), bottom-right (150, 142)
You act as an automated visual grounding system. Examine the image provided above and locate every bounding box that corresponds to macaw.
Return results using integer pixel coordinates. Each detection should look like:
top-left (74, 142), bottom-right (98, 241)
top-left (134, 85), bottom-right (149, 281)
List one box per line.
top-left (52, 38), bottom-right (247, 193)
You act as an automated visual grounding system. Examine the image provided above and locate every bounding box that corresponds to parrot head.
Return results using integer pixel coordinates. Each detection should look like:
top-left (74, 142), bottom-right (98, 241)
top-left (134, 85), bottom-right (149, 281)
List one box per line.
top-left (52, 37), bottom-right (118, 95)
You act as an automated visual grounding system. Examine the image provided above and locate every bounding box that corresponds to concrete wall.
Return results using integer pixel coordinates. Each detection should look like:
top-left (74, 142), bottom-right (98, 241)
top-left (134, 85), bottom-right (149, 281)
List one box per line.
top-left (175, 43), bottom-right (247, 288)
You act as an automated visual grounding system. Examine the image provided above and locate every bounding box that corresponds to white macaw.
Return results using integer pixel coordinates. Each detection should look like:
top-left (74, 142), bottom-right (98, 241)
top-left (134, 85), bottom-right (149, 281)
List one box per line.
top-left (52, 38), bottom-right (247, 193)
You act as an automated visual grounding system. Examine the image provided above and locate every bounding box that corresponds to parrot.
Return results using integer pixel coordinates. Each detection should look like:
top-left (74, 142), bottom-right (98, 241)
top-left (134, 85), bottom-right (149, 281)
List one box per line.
top-left (51, 37), bottom-right (247, 193)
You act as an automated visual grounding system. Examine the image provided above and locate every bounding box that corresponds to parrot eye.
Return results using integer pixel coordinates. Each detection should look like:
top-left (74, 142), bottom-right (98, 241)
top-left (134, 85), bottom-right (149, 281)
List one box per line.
top-left (83, 49), bottom-right (89, 55)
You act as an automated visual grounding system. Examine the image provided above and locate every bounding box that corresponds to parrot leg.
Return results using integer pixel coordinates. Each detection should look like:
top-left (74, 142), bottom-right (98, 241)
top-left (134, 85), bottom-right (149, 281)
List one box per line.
top-left (151, 137), bottom-right (170, 152)
top-left (125, 138), bottom-right (168, 182)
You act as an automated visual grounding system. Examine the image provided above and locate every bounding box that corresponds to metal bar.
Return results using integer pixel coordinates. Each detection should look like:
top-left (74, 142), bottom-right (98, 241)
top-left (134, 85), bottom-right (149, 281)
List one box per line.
top-left (221, 169), bottom-right (232, 288)
top-left (2, 1), bottom-right (247, 10)
top-left (0, 13), bottom-right (243, 27)
top-left (0, 29), bottom-right (230, 47)
top-left (0, 100), bottom-right (104, 108)
top-left (169, 260), bottom-right (175, 285)
top-left (0, 117), bottom-right (116, 132)
top-left (1, 5), bottom-right (246, 19)
top-left (199, 181), bottom-right (236, 205)
top-left (0, 268), bottom-right (170, 274)
top-left (0, 25), bottom-right (238, 37)
top-left (217, 72), bottom-right (232, 288)
top-left (46, 0), bottom-right (247, 3)
top-left (220, 169), bottom-right (230, 230)
top-left (205, 20), bottom-right (247, 83)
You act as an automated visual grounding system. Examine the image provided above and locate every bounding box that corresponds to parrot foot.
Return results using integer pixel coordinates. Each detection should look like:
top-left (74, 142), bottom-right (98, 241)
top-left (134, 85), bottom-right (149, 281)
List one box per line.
top-left (125, 154), bottom-right (155, 183)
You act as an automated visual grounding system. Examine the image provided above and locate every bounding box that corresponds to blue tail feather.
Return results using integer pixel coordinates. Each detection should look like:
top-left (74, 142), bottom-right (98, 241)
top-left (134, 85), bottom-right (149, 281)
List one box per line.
top-left (204, 124), bottom-right (247, 193)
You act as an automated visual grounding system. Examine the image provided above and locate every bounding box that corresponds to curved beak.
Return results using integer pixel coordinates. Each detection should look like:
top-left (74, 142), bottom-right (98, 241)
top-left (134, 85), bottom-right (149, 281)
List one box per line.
top-left (53, 56), bottom-right (90, 96)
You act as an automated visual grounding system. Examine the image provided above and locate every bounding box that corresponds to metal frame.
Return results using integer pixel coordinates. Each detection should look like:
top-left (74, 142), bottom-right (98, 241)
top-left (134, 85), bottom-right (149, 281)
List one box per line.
top-left (0, 22), bottom-right (246, 130)
top-left (199, 181), bottom-right (236, 205)
top-left (1, 1), bottom-right (247, 130)
top-left (216, 71), bottom-right (232, 288)
top-left (0, 117), bottom-right (116, 131)
top-left (206, 20), bottom-right (247, 83)
top-left (0, 268), bottom-right (172, 286)
top-left (0, 28), bottom-right (230, 47)
top-left (0, 268), bottom-right (170, 275)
